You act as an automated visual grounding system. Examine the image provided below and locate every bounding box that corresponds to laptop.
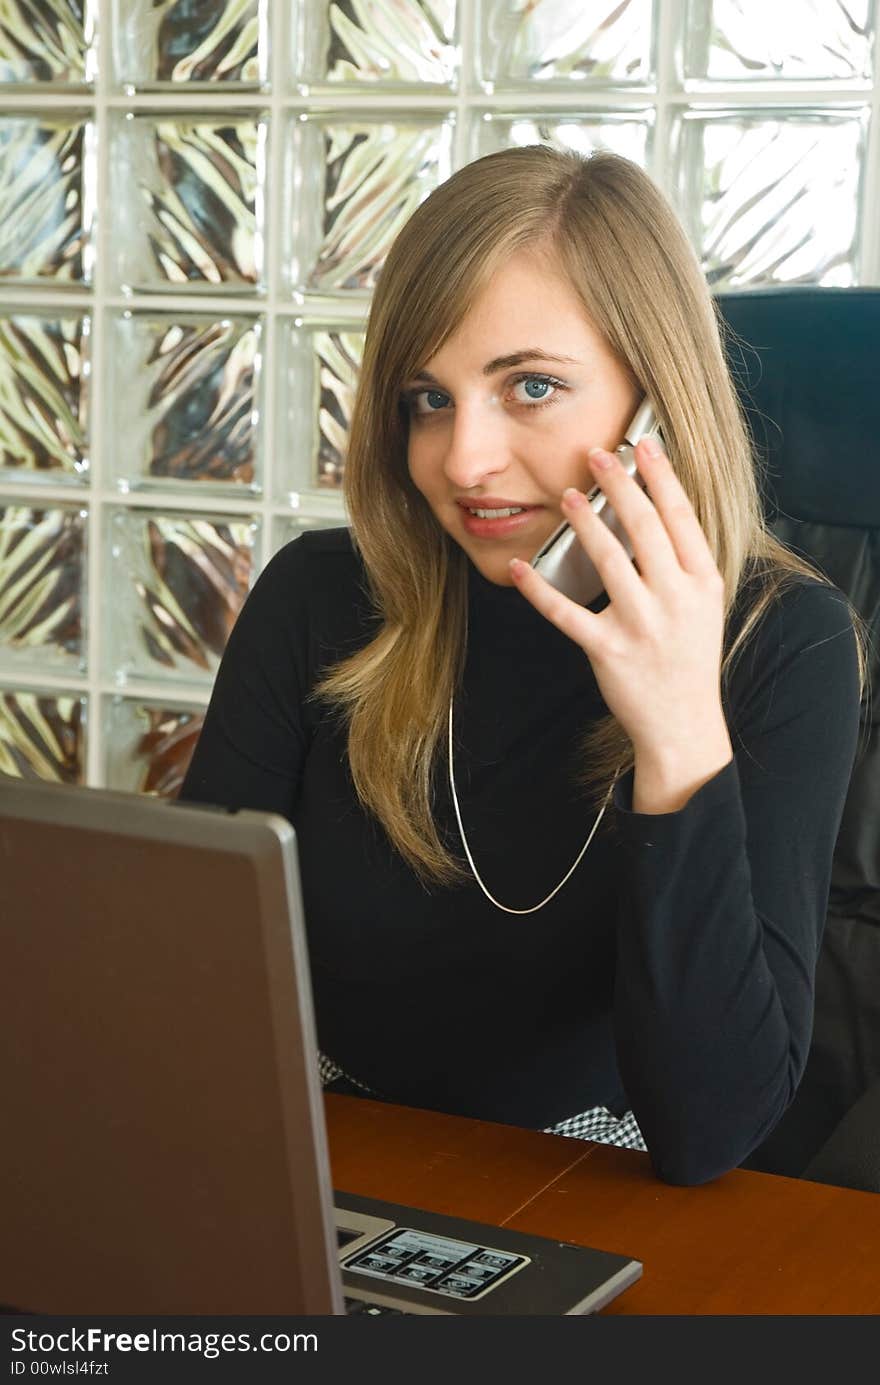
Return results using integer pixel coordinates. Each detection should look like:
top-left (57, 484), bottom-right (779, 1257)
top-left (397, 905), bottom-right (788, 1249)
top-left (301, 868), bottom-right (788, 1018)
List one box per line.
top-left (0, 776), bottom-right (642, 1316)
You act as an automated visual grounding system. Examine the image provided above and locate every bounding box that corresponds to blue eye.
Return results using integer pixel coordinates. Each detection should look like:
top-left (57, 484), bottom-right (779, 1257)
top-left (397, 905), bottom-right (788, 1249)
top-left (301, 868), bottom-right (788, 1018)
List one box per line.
top-left (510, 374), bottom-right (563, 405)
top-left (408, 388), bottom-right (450, 415)
top-left (523, 378), bottom-right (551, 399)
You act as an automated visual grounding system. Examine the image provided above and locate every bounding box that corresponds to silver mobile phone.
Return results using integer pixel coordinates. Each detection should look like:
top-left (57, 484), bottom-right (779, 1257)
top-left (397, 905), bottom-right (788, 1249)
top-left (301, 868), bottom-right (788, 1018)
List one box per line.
top-left (529, 398), bottom-right (661, 606)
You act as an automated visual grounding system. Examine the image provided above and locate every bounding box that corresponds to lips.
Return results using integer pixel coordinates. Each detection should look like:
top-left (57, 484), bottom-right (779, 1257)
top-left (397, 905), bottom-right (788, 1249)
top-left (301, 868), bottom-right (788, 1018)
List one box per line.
top-left (456, 501), bottom-right (545, 540)
top-left (455, 498), bottom-right (541, 513)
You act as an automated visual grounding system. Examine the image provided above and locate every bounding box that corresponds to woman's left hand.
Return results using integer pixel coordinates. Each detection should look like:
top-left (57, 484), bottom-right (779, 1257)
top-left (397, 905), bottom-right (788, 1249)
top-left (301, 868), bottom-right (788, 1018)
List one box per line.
top-left (510, 436), bottom-right (733, 807)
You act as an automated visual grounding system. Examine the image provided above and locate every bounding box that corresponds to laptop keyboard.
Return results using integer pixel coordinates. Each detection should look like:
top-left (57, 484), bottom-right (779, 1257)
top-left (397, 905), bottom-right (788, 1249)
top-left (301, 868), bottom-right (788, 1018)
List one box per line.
top-left (344, 1295), bottom-right (412, 1315)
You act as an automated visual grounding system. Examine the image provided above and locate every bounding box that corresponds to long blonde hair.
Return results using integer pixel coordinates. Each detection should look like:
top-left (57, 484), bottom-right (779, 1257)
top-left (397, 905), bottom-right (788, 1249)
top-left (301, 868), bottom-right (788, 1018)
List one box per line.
top-left (316, 146), bottom-right (867, 887)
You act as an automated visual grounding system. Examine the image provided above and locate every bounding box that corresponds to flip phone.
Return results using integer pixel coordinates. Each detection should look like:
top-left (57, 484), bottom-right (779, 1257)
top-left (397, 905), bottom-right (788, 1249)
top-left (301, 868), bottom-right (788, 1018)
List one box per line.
top-left (529, 398), bottom-right (661, 606)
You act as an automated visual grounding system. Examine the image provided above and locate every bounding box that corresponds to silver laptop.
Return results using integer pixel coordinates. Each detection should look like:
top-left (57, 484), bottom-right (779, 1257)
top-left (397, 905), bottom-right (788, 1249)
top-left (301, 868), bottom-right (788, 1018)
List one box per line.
top-left (0, 776), bottom-right (642, 1316)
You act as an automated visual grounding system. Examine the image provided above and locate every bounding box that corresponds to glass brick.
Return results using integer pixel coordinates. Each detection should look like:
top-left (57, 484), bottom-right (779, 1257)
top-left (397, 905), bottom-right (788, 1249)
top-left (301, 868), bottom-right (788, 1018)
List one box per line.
top-left (104, 695), bottom-right (204, 796)
top-left (477, 0), bottom-right (654, 87)
top-left (0, 112), bottom-right (96, 284)
top-left (673, 109), bottom-right (867, 288)
top-left (277, 319), bottom-right (365, 499)
top-left (108, 313), bottom-right (263, 494)
top-left (0, 502), bottom-right (87, 675)
top-left (0, 0), bottom-right (97, 85)
top-left (683, 0), bottom-right (874, 82)
top-left (106, 507), bottom-right (258, 686)
top-left (109, 111), bottom-right (267, 293)
top-left (473, 111), bottom-right (652, 166)
top-left (0, 685), bottom-right (86, 783)
top-left (0, 314), bottom-right (90, 485)
top-left (294, 0), bottom-right (458, 89)
top-left (285, 112), bottom-right (454, 296)
top-left (112, 0), bottom-right (267, 88)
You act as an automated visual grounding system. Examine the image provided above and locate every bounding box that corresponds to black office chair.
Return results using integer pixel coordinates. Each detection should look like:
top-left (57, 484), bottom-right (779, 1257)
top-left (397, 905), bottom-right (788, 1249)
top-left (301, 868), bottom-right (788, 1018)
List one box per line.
top-left (715, 287), bottom-right (880, 1192)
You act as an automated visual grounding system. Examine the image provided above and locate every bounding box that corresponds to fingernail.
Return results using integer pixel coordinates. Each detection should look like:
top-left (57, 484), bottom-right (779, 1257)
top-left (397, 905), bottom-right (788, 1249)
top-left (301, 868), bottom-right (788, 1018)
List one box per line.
top-left (562, 486), bottom-right (586, 507)
top-left (640, 435), bottom-right (661, 457)
top-left (588, 447), bottom-right (613, 470)
top-left (509, 557), bottom-right (526, 578)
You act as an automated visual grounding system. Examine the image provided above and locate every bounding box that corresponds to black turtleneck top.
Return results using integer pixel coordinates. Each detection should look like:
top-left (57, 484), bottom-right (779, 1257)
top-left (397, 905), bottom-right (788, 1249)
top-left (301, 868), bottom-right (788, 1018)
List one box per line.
top-left (179, 527), bottom-right (860, 1184)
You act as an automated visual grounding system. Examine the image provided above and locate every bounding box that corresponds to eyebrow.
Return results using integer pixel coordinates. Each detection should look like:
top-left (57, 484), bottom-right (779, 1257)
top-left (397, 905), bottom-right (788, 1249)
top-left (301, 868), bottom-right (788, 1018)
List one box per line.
top-left (408, 349), bottom-right (581, 385)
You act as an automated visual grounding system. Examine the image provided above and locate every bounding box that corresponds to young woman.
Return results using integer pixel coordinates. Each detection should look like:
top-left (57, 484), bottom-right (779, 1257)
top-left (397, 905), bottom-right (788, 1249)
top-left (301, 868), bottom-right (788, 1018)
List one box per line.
top-left (179, 147), bottom-right (865, 1185)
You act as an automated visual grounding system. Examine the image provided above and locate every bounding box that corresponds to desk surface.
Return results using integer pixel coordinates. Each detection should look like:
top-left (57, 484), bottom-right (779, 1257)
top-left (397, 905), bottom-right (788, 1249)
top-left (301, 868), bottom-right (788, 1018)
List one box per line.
top-left (325, 1093), bottom-right (880, 1315)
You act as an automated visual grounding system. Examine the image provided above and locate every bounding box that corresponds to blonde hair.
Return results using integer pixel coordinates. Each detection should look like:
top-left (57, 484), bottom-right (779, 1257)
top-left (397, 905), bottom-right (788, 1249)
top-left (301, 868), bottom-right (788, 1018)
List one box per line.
top-left (316, 146), bottom-right (867, 887)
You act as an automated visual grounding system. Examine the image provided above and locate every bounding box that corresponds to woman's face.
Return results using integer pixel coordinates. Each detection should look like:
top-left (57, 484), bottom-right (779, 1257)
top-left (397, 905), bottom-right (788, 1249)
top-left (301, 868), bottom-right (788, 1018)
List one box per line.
top-left (404, 250), bottom-right (642, 586)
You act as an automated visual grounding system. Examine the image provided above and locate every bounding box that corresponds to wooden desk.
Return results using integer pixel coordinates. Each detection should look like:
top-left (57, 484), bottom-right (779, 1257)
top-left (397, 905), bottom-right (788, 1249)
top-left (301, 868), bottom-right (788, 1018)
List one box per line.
top-left (325, 1093), bottom-right (880, 1315)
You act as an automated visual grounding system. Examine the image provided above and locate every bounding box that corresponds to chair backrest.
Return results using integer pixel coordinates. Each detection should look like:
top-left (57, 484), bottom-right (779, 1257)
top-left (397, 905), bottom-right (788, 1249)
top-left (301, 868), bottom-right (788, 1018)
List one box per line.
top-left (715, 287), bottom-right (880, 1178)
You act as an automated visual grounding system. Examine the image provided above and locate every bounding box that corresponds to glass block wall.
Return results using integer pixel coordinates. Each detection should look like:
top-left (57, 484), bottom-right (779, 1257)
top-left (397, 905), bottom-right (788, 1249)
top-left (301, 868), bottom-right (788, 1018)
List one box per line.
top-left (1, 0), bottom-right (878, 796)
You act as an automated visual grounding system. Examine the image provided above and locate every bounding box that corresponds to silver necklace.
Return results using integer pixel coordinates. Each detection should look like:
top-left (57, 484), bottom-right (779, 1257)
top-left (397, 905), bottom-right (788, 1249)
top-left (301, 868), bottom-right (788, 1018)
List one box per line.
top-left (447, 697), bottom-right (617, 916)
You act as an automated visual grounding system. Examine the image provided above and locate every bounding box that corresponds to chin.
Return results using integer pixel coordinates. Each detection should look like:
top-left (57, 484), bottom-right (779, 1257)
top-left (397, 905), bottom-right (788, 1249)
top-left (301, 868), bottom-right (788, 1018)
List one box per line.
top-left (470, 552), bottom-right (518, 587)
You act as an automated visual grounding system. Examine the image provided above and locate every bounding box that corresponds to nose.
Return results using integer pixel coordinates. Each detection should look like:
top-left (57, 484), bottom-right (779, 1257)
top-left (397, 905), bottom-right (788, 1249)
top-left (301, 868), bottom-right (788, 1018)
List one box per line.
top-left (441, 398), bottom-right (511, 490)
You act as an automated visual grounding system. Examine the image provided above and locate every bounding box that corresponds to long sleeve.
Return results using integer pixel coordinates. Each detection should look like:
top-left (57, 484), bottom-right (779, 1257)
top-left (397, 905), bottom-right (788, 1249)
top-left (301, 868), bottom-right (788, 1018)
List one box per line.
top-left (611, 580), bottom-right (861, 1184)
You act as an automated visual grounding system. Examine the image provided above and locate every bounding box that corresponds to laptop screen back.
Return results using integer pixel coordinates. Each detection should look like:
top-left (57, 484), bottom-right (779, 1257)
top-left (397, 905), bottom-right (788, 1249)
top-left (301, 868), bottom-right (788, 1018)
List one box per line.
top-left (0, 778), bottom-right (342, 1314)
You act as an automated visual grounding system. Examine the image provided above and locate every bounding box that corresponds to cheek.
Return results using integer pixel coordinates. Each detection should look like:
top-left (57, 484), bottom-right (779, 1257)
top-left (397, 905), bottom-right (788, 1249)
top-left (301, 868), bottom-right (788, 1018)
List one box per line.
top-left (406, 433), bottom-right (441, 499)
top-left (519, 417), bottom-right (586, 484)
top-left (406, 439), bottom-right (424, 492)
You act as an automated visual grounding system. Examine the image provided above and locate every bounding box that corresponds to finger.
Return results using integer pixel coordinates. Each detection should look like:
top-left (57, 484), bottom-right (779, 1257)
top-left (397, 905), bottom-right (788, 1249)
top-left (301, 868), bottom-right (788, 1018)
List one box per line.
top-left (559, 483), bottom-right (648, 619)
top-left (634, 437), bottom-right (721, 579)
top-left (584, 446), bottom-right (682, 591)
top-left (508, 554), bottom-right (605, 651)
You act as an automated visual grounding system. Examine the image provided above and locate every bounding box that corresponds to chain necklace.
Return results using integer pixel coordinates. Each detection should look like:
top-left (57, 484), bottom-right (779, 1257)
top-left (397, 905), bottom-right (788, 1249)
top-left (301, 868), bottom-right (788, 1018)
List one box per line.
top-left (447, 697), bottom-right (618, 916)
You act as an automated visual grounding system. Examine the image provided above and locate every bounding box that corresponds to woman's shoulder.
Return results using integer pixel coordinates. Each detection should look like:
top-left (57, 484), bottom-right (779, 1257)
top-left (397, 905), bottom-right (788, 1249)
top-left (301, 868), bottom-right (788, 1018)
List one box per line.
top-left (250, 525), bottom-right (364, 603)
top-left (725, 568), bottom-right (860, 719)
top-left (218, 526), bottom-right (376, 702)
top-left (263, 524), bottom-right (359, 573)
top-left (731, 568), bottom-right (856, 650)
top-left (228, 526), bottom-right (368, 645)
